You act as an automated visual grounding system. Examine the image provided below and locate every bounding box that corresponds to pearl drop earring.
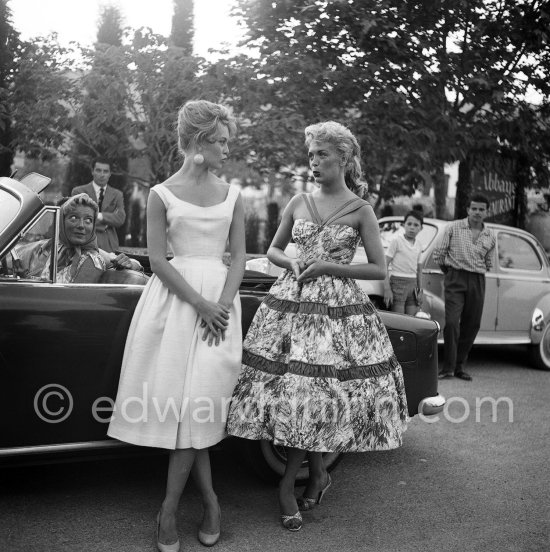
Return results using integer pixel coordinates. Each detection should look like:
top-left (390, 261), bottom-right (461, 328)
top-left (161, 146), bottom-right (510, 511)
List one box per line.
top-left (193, 153), bottom-right (205, 165)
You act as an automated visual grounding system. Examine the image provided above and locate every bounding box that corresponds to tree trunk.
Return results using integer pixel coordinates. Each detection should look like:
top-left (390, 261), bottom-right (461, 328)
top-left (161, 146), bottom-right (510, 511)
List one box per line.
top-left (0, 122), bottom-right (13, 177)
top-left (455, 154), bottom-right (473, 220)
top-left (514, 156), bottom-right (528, 230)
top-left (265, 201), bottom-right (279, 251)
top-left (433, 164), bottom-right (448, 219)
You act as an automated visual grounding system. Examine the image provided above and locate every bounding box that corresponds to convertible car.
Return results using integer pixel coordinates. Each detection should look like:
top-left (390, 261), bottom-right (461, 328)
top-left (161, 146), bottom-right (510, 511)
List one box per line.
top-left (0, 175), bottom-right (444, 480)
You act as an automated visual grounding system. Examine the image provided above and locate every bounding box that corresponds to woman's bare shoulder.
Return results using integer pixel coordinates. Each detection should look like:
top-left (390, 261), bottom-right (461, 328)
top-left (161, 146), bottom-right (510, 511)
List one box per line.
top-left (286, 193), bottom-right (307, 209)
top-left (354, 202), bottom-right (377, 225)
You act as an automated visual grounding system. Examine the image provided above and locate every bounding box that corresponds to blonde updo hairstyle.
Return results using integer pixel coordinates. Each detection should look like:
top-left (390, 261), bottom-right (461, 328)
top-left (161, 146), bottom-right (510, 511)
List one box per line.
top-left (304, 121), bottom-right (366, 198)
top-left (177, 100), bottom-right (237, 156)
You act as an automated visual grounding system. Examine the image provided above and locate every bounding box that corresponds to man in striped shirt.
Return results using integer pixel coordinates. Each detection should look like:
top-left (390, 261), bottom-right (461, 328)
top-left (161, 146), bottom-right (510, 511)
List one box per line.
top-left (433, 194), bottom-right (496, 381)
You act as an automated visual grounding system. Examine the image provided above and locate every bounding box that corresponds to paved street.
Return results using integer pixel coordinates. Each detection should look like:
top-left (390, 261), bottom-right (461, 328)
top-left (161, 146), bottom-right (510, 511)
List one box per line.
top-left (1, 345), bottom-right (548, 552)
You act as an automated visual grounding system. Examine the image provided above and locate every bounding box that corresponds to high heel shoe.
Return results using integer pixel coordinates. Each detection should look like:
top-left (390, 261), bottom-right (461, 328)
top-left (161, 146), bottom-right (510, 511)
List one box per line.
top-left (156, 511), bottom-right (180, 552)
top-left (297, 473), bottom-right (332, 511)
top-left (198, 503), bottom-right (221, 546)
top-left (281, 511), bottom-right (303, 532)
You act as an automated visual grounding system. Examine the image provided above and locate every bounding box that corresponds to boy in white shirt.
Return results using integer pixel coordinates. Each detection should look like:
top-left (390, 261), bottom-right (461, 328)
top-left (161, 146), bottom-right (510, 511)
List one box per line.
top-left (383, 210), bottom-right (423, 314)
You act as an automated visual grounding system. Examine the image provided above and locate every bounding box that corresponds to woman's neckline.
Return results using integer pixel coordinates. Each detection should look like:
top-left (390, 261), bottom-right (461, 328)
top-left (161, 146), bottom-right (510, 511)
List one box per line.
top-left (161, 183), bottom-right (231, 208)
top-left (294, 218), bottom-right (358, 233)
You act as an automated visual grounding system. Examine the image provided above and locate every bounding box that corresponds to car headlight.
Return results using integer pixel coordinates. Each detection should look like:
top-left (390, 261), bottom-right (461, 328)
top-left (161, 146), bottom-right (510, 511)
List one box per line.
top-left (415, 310), bottom-right (431, 320)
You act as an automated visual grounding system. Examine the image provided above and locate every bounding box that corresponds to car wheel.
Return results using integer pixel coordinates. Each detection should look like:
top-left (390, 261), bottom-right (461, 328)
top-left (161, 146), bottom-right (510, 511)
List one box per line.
top-left (241, 439), bottom-right (342, 484)
top-left (530, 323), bottom-right (550, 370)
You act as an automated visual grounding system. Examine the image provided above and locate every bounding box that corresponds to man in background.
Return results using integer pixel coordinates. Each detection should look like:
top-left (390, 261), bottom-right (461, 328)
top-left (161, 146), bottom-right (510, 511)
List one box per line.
top-left (433, 194), bottom-right (496, 381)
top-left (72, 158), bottom-right (126, 253)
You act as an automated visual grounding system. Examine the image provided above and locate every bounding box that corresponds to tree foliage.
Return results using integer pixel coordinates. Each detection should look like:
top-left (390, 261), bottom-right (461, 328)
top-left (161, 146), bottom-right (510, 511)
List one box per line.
top-left (125, 29), bottom-right (205, 182)
top-left (10, 36), bottom-right (74, 160)
top-left (0, 0), bottom-right (18, 175)
top-left (7, 0), bottom-right (549, 227)
top-left (64, 5), bottom-right (129, 194)
top-left (233, 0), bottom-right (550, 216)
top-left (96, 4), bottom-right (124, 47)
top-left (170, 0), bottom-right (194, 54)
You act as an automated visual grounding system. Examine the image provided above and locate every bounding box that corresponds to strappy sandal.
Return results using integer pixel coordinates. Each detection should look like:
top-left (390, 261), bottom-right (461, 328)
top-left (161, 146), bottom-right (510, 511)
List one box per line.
top-left (297, 473), bottom-right (332, 511)
top-left (281, 511), bottom-right (303, 532)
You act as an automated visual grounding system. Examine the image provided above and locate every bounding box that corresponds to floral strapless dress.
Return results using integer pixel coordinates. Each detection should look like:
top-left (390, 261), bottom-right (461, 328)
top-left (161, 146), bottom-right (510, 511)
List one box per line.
top-left (227, 196), bottom-right (408, 452)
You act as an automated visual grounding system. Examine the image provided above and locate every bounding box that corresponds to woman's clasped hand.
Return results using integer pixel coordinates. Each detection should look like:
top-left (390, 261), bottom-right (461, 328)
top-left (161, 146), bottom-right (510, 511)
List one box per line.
top-left (290, 256), bottom-right (332, 283)
top-left (198, 299), bottom-right (230, 346)
top-left (296, 258), bottom-right (332, 283)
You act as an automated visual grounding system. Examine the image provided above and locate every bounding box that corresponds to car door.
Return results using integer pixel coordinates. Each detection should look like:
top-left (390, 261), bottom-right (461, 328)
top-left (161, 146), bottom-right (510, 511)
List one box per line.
top-left (0, 208), bottom-right (144, 450)
top-left (493, 229), bottom-right (550, 338)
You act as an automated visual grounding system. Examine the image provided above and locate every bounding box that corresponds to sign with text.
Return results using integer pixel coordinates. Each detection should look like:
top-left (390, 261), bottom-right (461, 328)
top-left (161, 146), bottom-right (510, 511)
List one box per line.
top-left (471, 170), bottom-right (516, 225)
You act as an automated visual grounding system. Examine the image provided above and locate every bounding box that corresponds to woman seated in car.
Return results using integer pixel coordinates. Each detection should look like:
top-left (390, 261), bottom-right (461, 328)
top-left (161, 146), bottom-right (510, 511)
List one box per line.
top-left (12, 193), bottom-right (141, 283)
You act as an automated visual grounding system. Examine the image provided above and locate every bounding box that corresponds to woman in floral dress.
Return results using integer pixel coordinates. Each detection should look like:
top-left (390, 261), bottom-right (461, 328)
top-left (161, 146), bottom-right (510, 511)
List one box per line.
top-left (227, 121), bottom-right (408, 531)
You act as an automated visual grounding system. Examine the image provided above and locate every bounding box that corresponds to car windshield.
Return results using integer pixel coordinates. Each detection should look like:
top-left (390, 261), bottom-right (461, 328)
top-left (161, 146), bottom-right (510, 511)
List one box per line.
top-left (0, 188), bottom-right (22, 235)
top-left (379, 221), bottom-right (438, 252)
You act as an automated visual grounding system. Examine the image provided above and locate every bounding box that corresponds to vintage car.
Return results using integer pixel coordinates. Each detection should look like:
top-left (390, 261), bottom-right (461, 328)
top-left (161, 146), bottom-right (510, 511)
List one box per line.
top-left (249, 215), bottom-right (550, 371)
top-left (0, 175), bottom-right (443, 480)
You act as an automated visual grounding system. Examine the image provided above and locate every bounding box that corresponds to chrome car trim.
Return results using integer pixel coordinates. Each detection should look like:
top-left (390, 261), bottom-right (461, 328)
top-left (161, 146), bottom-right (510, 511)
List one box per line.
top-left (0, 440), bottom-right (127, 457)
top-left (56, 283), bottom-right (147, 289)
top-left (418, 395), bottom-right (445, 416)
top-left (3, 281), bottom-right (147, 289)
top-left (438, 335), bottom-right (532, 345)
top-left (51, 207), bottom-right (60, 281)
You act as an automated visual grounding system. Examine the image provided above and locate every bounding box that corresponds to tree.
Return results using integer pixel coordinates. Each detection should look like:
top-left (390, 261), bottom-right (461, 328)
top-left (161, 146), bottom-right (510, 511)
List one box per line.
top-left (10, 36), bottom-right (74, 160)
top-left (96, 4), bottom-right (123, 46)
top-left (125, 28), bottom-right (205, 183)
top-left (0, 0), bottom-right (18, 176)
top-left (65, 5), bottom-right (129, 196)
top-left (170, 0), bottom-right (194, 54)
top-left (233, 0), bottom-right (550, 218)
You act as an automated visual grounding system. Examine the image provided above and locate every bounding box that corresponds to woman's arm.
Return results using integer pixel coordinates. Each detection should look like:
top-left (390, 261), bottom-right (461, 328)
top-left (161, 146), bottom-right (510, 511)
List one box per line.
top-left (98, 248), bottom-right (142, 271)
top-left (298, 204), bottom-right (387, 282)
top-left (267, 195), bottom-right (306, 278)
top-left (147, 190), bottom-right (229, 336)
top-left (218, 194), bottom-right (246, 308)
top-left (202, 194), bottom-right (247, 346)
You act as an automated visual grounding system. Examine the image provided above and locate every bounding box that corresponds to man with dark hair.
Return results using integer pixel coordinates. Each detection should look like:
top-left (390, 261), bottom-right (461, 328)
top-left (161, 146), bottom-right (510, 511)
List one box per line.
top-left (433, 194), bottom-right (496, 381)
top-left (71, 158), bottom-right (126, 253)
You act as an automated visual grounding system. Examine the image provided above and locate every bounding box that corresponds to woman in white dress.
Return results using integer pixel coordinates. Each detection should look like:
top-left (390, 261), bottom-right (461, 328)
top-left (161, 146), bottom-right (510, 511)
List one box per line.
top-left (108, 100), bottom-right (246, 550)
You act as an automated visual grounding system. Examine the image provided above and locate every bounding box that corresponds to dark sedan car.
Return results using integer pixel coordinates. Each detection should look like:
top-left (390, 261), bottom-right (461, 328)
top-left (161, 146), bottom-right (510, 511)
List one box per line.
top-left (0, 174), bottom-right (444, 480)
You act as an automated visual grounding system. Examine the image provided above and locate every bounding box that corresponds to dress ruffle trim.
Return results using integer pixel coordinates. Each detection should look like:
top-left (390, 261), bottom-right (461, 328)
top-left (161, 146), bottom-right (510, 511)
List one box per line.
top-left (242, 349), bottom-right (399, 381)
top-left (263, 293), bottom-right (375, 318)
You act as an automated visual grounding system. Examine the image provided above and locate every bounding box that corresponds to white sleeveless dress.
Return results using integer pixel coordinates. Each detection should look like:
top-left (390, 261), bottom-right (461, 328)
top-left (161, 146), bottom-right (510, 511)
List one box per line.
top-left (108, 183), bottom-right (242, 450)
